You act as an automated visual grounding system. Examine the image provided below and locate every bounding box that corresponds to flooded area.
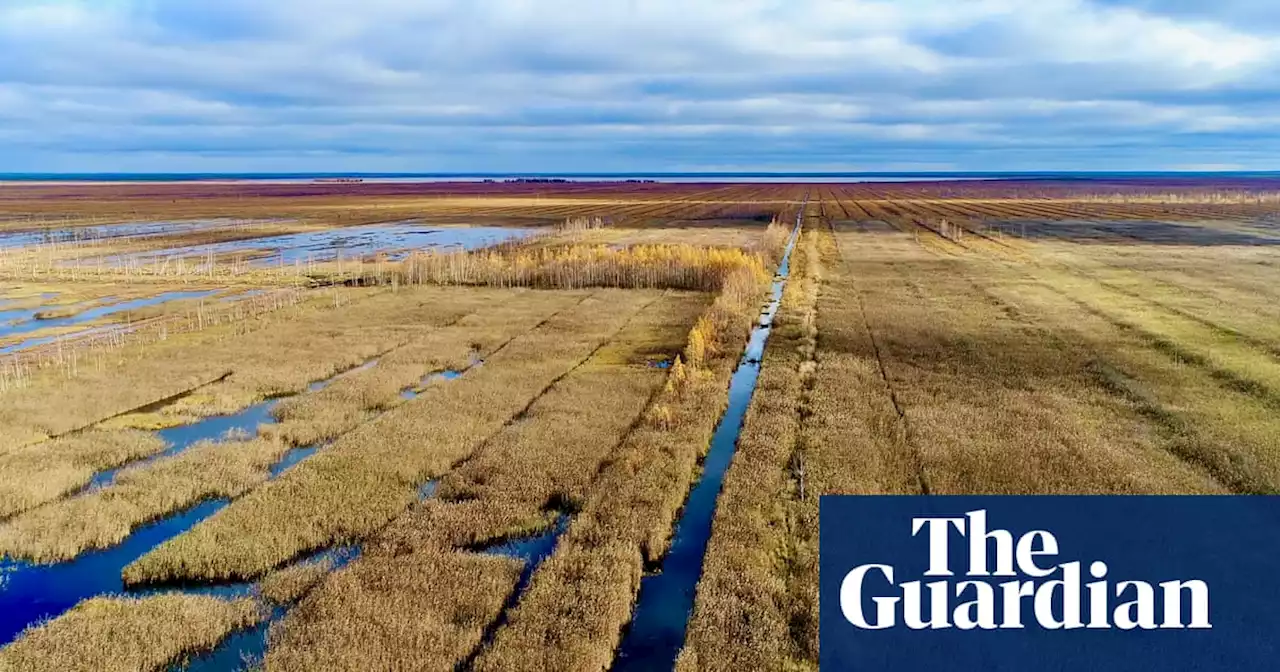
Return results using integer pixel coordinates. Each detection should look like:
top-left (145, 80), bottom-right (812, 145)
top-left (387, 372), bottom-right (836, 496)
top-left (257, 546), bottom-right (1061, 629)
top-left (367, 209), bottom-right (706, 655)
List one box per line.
top-left (459, 515), bottom-right (573, 668)
top-left (0, 499), bottom-right (229, 646)
top-left (611, 214), bottom-right (800, 672)
top-left (84, 399), bottom-right (281, 493)
top-left (0, 291), bottom-right (219, 339)
top-left (0, 360), bottom-right (384, 644)
top-left (173, 546), bottom-right (362, 672)
top-left (476, 515), bottom-right (570, 592)
top-left (400, 368), bottom-right (466, 400)
top-left (0, 220), bottom-right (237, 250)
top-left (0, 289), bottom-right (223, 355)
top-left (103, 222), bottom-right (536, 266)
top-left (0, 343), bottom-right (488, 650)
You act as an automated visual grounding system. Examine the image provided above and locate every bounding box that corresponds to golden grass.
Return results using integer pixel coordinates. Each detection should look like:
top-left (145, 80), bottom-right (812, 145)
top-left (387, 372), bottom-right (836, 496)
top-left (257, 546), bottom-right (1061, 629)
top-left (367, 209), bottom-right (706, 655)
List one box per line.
top-left (0, 436), bottom-right (288, 562)
top-left (796, 225), bottom-right (918, 495)
top-left (1036, 268), bottom-right (1280, 402)
top-left (373, 291), bottom-right (708, 554)
top-left (123, 290), bottom-right (656, 584)
top-left (830, 221), bottom-right (1221, 495)
top-left (683, 211), bottom-right (1260, 669)
top-left (1040, 247), bottom-right (1280, 350)
top-left (263, 551), bottom-right (522, 671)
top-left (989, 274), bottom-right (1280, 494)
top-left (0, 594), bottom-right (263, 672)
top-left (260, 557), bottom-right (336, 605)
top-left (397, 239), bottom-right (774, 293)
top-left (0, 430), bottom-right (166, 519)
top-left (265, 288), bottom-right (578, 447)
top-left (0, 285), bottom-right (506, 447)
top-left (572, 226), bottom-right (767, 251)
top-left (472, 261), bottom-right (770, 671)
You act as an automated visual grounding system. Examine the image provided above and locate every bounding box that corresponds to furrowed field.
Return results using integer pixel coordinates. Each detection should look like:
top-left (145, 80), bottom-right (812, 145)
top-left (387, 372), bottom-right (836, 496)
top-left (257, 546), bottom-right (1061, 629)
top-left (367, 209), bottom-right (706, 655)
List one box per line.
top-left (0, 178), bottom-right (1276, 671)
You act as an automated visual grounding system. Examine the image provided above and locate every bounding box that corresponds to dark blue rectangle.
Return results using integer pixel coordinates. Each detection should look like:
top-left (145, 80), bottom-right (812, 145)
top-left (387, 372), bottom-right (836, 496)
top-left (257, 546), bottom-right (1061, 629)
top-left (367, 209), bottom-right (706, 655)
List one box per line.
top-left (819, 496), bottom-right (1280, 671)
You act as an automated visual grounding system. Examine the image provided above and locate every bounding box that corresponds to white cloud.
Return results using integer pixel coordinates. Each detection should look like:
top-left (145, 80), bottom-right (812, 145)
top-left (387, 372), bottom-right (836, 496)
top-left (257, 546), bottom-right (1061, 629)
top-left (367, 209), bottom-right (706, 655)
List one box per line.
top-left (0, 0), bottom-right (1278, 170)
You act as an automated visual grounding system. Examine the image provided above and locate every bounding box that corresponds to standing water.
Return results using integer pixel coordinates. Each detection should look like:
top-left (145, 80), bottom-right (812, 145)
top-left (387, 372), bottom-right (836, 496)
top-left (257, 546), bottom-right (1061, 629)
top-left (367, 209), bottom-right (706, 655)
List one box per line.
top-left (0, 359), bottom-right (384, 645)
top-left (612, 208), bottom-right (803, 671)
top-left (0, 500), bottom-right (229, 645)
top-left (0, 290), bottom-right (222, 355)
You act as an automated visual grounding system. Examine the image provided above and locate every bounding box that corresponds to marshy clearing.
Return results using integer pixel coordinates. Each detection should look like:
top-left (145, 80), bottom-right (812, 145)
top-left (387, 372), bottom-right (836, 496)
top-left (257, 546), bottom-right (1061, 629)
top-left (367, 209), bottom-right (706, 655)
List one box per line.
top-left (0, 179), bottom-right (1277, 671)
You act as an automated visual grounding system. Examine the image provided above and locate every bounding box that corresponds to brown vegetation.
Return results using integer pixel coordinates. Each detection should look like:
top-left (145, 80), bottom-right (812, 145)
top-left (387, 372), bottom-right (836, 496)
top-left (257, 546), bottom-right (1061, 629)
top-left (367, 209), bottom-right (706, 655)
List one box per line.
top-left (677, 225), bottom-right (823, 671)
top-left (260, 556), bottom-right (338, 606)
top-left (0, 430), bottom-right (167, 519)
top-left (123, 289), bottom-right (658, 584)
top-left (0, 285), bottom-right (502, 447)
top-left (0, 436), bottom-right (288, 562)
top-left (0, 594), bottom-right (262, 672)
top-left (7, 181), bottom-right (1280, 670)
top-left (264, 551), bottom-right (522, 671)
top-left (472, 249), bottom-right (773, 671)
top-left (397, 242), bottom-right (769, 292)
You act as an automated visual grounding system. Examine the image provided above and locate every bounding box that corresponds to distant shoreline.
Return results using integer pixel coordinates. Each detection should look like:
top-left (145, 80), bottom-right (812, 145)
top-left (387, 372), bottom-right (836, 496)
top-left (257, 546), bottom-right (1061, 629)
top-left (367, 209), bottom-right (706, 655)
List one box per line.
top-left (2, 171), bottom-right (1280, 186)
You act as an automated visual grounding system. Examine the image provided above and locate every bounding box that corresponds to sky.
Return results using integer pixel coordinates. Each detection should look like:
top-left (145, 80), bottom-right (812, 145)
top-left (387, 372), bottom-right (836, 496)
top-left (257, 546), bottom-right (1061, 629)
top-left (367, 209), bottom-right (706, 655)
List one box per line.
top-left (1, 0), bottom-right (1278, 173)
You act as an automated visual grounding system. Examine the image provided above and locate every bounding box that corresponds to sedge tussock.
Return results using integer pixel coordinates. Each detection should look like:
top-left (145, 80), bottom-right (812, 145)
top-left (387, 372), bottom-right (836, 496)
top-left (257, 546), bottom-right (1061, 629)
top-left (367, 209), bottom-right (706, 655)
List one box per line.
top-left (0, 594), bottom-right (263, 672)
top-left (123, 290), bottom-right (658, 584)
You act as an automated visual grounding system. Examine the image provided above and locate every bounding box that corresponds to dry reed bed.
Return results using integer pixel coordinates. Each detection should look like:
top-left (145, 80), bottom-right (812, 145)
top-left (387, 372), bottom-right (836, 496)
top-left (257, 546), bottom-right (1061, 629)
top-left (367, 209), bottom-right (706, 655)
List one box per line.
top-left (397, 243), bottom-right (770, 292)
top-left (0, 285), bottom-right (475, 446)
top-left (269, 552), bottom-right (524, 671)
top-left (0, 430), bottom-right (165, 520)
top-left (1031, 268), bottom-right (1280, 401)
top-left (0, 594), bottom-right (262, 672)
top-left (571, 226), bottom-right (770, 251)
top-left (1035, 244), bottom-right (1280, 350)
top-left (680, 212), bottom-right (1263, 669)
top-left (796, 223), bottom-right (936, 496)
top-left (390, 212), bottom-right (786, 293)
top-left (266, 288), bottom-right (577, 447)
top-left (376, 291), bottom-right (709, 551)
top-left (0, 287), bottom-right (311, 393)
top-left (471, 266), bottom-right (772, 671)
top-left (264, 294), bottom-right (707, 670)
top-left (123, 289), bottom-right (655, 584)
top-left (987, 267), bottom-right (1280, 494)
top-left (677, 227), bottom-right (823, 671)
top-left (831, 220), bottom-right (1220, 495)
top-left (259, 556), bottom-right (338, 605)
top-left (0, 436), bottom-right (289, 562)
top-left (0, 287), bottom-right (530, 530)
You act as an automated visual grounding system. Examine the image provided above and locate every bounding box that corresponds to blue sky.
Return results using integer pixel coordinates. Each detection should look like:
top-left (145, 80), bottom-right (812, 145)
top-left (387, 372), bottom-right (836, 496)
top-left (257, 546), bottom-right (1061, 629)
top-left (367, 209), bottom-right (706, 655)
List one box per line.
top-left (1, 0), bottom-right (1278, 172)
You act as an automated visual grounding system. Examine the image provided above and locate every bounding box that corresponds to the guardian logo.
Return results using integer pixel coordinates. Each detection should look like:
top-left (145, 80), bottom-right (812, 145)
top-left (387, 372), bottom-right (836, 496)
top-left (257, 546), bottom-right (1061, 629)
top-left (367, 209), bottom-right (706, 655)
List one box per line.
top-left (840, 510), bottom-right (1212, 631)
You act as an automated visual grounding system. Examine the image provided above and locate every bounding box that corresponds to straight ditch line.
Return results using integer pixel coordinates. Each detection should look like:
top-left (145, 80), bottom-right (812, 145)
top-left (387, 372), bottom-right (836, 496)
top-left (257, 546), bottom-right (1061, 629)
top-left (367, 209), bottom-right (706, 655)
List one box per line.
top-left (611, 199), bottom-right (804, 671)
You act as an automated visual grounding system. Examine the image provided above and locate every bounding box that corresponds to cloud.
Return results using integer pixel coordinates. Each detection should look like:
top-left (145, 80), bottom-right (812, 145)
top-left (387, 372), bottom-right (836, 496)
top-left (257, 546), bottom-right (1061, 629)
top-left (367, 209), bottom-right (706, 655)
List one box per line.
top-left (0, 0), bottom-right (1278, 171)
